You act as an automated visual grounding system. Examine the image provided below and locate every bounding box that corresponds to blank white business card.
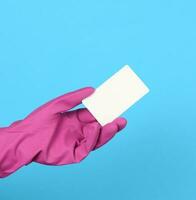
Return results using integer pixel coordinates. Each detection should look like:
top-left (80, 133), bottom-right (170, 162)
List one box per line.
top-left (82, 65), bottom-right (150, 126)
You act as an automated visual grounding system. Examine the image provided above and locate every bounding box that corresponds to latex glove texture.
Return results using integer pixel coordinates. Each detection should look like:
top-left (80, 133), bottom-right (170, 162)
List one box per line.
top-left (0, 87), bottom-right (127, 178)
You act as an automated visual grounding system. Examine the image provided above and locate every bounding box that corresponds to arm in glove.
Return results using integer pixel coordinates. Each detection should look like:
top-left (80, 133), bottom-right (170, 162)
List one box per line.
top-left (0, 87), bottom-right (127, 178)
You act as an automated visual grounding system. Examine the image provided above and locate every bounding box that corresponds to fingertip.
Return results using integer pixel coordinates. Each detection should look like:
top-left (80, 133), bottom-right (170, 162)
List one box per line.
top-left (113, 117), bottom-right (127, 131)
top-left (78, 86), bottom-right (95, 100)
top-left (73, 86), bottom-right (95, 100)
top-left (83, 86), bottom-right (95, 94)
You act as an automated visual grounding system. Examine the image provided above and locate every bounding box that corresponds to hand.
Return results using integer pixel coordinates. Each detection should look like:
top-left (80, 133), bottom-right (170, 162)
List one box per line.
top-left (0, 87), bottom-right (127, 177)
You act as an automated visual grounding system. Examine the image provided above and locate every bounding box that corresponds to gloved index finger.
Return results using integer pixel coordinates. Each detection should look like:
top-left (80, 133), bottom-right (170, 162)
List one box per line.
top-left (51, 87), bottom-right (95, 113)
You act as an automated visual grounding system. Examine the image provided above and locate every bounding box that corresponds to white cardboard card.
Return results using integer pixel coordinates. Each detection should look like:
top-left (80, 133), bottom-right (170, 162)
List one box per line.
top-left (82, 65), bottom-right (150, 126)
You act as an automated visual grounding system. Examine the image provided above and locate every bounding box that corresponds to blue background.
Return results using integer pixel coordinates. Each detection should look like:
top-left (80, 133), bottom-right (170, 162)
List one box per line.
top-left (0, 0), bottom-right (196, 199)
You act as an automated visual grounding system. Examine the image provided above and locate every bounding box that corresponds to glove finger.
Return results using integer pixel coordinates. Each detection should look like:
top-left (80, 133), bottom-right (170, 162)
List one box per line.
top-left (74, 122), bottom-right (101, 162)
top-left (93, 117), bottom-right (127, 150)
top-left (77, 108), bottom-right (97, 123)
top-left (51, 87), bottom-right (94, 114)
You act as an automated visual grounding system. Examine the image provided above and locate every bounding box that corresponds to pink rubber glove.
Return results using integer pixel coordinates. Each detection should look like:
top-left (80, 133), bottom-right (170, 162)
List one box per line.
top-left (0, 87), bottom-right (127, 178)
